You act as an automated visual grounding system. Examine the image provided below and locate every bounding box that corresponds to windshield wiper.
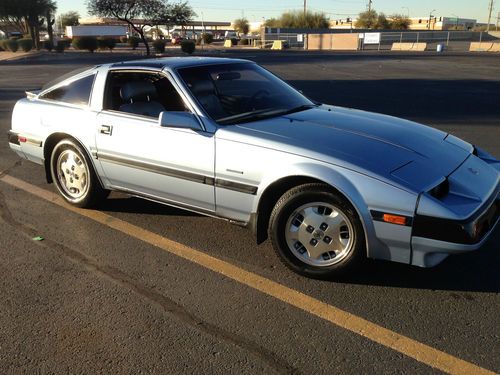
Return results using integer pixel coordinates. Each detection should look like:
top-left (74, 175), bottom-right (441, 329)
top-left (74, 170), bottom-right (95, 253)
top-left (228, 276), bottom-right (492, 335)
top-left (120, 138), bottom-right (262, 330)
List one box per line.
top-left (280, 104), bottom-right (318, 115)
top-left (217, 108), bottom-right (288, 125)
top-left (217, 104), bottom-right (317, 125)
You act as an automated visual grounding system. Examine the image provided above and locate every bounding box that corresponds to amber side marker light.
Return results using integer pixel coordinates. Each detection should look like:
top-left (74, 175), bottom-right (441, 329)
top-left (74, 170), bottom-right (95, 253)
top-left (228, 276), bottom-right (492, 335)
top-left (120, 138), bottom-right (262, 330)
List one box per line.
top-left (382, 214), bottom-right (408, 226)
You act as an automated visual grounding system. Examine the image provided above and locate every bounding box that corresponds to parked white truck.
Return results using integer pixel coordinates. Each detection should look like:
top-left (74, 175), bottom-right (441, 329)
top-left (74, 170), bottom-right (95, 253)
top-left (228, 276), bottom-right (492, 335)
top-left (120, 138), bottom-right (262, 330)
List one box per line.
top-left (65, 25), bottom-right (127, 38)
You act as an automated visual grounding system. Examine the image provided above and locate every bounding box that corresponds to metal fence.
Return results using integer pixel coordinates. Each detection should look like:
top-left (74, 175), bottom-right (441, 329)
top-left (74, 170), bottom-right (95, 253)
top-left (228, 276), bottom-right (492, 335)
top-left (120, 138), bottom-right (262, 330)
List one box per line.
top-left (360, 31), bottom-right (495, 51)
top-left (263, 32), bottom-right (305, 48)
top-left (262, 30), bottom-right (498, 51)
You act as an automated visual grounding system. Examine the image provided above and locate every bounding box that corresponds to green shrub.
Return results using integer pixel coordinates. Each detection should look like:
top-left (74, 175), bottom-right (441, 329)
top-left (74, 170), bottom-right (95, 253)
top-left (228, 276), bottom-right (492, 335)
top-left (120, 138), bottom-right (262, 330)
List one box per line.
top-left (72, 36), bottom-right (98, 52)
top-left (201, 33), bottom-right (213, 44)
top-left (238, 38), bottom-right (250, 46)
top-left (4, 39), bottom-right (19, 52)
top-left (43, 40), bottom-right (54, 51)
top-left (128, 36), bottom-right (140, 49)
top-left (97, 37), bottom-right (116, 51)
top-left (18, 38), bottom-right (33, 52)
top-left (152, 39), bottom-right (166, 53)
top-left (180, 40), bottom-right (195, 54)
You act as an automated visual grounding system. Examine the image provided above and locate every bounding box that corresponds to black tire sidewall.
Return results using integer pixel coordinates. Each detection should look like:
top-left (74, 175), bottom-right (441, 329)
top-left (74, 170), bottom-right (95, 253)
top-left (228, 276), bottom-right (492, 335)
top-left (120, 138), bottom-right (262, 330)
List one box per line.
top-left (270, 185), bottom-right (365, 279)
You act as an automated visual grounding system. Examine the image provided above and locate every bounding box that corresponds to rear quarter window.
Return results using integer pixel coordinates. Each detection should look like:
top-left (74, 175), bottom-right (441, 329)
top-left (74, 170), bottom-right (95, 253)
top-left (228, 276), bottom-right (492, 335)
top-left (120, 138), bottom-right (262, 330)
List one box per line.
top-left (40, 74), bottom-right (96, 106)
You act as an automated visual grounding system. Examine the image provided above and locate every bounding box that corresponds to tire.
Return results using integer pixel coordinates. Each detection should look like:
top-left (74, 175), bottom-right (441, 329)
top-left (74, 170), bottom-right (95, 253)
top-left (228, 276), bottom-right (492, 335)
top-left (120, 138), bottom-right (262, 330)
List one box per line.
top-left (269, 183), bottom-right (365, 279)
top-left (50, 139), bottom-right (108, 208)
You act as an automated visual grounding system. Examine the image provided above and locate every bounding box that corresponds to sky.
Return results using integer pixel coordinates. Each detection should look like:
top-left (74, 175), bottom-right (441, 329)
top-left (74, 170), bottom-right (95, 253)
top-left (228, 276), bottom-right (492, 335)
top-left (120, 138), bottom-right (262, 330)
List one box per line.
top-left (56, 0), bottom-right (495, 23)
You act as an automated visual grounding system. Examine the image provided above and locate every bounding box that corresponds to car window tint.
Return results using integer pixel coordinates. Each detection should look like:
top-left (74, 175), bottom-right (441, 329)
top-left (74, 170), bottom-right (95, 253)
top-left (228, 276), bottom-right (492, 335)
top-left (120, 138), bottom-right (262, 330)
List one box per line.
top-left (104, 71), bottom-right (188, 118)
top-left (41, 74), bottom-right (95, 106)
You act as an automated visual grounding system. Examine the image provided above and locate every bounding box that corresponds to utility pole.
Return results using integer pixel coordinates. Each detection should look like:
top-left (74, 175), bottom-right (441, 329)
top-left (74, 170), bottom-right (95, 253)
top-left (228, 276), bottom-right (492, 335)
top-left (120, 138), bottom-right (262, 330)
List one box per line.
top-left (304, 0), bottom-right (307, 16)
top-left (486, 0), bottom-right (494, 32)
top-left (367, 0), bottom-right (372, 12)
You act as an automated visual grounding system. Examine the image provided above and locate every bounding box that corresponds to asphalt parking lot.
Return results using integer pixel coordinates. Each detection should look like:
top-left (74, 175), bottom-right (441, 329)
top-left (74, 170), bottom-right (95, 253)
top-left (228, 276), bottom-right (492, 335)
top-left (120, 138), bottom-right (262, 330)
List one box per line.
top-left (0, 51), bottom-right (499, 374)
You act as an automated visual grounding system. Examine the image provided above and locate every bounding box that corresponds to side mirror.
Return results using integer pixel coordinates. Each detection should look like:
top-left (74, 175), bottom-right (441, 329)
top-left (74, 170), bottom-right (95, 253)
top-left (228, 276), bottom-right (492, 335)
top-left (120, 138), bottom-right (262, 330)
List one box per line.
top-left (159, 111), bottom-right (202, 131)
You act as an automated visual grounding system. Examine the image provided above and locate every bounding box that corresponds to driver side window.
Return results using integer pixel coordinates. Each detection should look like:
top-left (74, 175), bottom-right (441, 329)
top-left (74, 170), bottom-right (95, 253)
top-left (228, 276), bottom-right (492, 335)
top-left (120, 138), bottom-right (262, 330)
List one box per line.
top-left (104, 71), bottom-right (189, 119)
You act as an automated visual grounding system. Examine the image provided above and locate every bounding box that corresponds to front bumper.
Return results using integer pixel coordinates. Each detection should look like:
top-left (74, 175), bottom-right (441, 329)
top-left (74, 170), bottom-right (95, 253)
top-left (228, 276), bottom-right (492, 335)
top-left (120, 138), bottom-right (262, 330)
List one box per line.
top-left (411, 195), bottom-right (500, 267)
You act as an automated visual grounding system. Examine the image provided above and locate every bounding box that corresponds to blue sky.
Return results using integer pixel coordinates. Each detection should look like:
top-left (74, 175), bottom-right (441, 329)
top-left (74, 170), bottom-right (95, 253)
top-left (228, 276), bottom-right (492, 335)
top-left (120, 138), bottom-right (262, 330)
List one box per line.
top-left (57, 0), bottom-right (494, 23)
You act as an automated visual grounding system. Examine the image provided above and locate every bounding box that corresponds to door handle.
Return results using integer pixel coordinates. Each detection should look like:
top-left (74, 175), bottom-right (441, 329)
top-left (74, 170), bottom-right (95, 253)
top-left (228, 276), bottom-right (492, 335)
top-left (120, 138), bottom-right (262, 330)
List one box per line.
top-left (100, 125), bottom-right (113, 135)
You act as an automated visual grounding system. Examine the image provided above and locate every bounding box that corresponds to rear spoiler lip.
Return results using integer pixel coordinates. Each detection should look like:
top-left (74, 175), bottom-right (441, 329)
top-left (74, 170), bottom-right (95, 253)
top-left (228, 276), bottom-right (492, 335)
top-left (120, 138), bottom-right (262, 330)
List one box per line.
top-left (26, 89), bottom-right (42, 100)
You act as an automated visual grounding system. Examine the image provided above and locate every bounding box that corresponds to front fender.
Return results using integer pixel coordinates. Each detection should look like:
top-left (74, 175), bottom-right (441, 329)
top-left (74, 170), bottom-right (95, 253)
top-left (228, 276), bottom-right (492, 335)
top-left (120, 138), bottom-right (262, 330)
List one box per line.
top-left (255, 160), bottom-right (418, 262)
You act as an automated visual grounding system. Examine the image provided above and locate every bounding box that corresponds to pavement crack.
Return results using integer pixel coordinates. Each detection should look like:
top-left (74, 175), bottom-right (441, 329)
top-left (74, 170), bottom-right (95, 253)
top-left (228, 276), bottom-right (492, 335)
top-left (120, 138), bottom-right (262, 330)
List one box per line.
top-left (0, 187), bottom-right (300, 374)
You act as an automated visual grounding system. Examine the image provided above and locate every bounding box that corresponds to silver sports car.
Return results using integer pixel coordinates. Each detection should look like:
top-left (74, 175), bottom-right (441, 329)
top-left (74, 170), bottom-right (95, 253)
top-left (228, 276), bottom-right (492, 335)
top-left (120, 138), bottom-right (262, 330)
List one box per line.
top-left (8, 57), bottom-right (499, 278)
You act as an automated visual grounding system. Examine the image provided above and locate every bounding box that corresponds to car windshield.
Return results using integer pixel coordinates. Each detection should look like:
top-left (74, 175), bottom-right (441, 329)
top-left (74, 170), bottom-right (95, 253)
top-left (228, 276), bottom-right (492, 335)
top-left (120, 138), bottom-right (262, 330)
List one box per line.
top-left (177, 62), bottom-right (315, 125)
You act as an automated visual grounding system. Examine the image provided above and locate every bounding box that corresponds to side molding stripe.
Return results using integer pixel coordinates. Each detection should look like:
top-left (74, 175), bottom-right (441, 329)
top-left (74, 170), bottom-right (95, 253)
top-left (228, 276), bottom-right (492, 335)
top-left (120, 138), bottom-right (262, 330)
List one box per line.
top-left (97, 152), bottom-right (257, 195)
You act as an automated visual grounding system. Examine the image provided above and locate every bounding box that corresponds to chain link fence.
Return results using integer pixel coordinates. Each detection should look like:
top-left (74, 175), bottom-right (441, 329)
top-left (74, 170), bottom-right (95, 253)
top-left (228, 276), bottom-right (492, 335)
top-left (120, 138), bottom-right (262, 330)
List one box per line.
top-left (360, 31), bottom-right (495, 51)
top-left (262, 30), bottom-right (498, 52)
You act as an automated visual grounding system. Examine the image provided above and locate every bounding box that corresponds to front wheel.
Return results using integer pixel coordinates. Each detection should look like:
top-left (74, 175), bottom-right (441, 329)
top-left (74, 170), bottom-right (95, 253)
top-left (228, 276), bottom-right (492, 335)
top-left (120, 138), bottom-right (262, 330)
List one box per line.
top-left (50, 139), bottom-right (108, 208)
top-left (269, 183), bottom-right (365, 279)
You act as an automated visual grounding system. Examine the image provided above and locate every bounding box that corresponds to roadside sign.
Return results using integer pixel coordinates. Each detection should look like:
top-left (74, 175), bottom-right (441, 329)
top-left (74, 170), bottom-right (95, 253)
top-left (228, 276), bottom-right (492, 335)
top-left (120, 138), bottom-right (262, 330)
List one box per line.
top-left (364, 32), bottom-right (381, 44)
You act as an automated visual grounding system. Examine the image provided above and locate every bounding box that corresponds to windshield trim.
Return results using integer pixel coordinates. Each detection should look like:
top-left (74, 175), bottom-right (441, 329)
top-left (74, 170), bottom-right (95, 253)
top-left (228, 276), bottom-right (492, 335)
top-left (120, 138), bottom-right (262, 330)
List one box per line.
top-left (217, 104), bottom-right (319, 125)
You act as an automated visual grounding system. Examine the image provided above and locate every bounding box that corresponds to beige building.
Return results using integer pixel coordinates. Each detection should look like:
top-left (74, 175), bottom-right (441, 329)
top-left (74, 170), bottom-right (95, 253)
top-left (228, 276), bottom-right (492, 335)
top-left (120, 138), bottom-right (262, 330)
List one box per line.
top-left (330, 19), bottom-right (355, 30)
top-left (406, 16), bottom-right (476, 30)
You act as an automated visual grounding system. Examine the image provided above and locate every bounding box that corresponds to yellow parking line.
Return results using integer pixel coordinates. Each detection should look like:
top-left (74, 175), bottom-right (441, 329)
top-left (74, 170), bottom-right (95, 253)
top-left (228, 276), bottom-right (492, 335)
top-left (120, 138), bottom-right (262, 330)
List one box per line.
top-left (0, 174), bottom-right (495, 375)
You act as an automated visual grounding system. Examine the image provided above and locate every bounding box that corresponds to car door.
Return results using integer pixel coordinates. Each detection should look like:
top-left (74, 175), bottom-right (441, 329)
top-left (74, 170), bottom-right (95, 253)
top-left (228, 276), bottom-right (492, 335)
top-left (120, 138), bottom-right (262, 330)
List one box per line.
top-left (95, 69), bottom-right (215, 212)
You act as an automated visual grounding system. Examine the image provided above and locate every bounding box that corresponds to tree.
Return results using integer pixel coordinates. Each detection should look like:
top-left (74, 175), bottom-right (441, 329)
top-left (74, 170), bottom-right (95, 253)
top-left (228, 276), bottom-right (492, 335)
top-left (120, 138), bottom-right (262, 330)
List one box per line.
top-left (0, 0), bottom-right (57, 49)
top-left (264, 18), bottom-right (280, 28)
top-left (59, 11), bottom-right (80, 28)
top-left (233, 18), bottom-right (249, 35)
top-left (374, 13), bottom-right (389, 29)
top-left (355, 10), bottom-right (392, 29)
top-left (46, 8), bottom-right (56, 44)
top-left (163, 2), bottom-right (194, 31)
top-left (265, 11), bottom-right (329, 29)
top-left (388, 14), bottom-right (410, 30)
top-left (87, 0), bottom-right (194, 56)
top-left (355, 10), bottom-right (377, 29)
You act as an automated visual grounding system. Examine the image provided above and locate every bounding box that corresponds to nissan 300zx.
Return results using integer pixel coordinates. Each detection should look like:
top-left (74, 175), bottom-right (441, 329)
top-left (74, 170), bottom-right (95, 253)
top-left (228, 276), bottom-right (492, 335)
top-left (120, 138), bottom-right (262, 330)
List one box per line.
top-left (8, 57), bottom-right (500, 278)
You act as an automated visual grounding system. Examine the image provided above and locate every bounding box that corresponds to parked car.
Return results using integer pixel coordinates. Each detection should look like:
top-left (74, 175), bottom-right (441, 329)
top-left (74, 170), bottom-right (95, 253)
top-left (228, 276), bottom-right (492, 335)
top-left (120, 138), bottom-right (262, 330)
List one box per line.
top-left (8, 58), bottom-right (499, 278)
top-left (171, 36), bottom-right (184, 45)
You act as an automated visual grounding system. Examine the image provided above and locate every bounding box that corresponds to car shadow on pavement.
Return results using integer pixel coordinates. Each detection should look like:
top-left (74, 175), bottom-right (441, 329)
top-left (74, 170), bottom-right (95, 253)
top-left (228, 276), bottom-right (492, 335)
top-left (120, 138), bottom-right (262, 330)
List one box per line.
top-left (99, 195), bottom-right (201, 217)
top-left (341, 228), bottom-right (500, 293)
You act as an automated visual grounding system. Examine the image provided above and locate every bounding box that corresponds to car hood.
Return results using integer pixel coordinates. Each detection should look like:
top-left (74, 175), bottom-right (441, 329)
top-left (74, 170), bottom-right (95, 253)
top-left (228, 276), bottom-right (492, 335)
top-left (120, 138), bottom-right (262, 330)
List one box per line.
top-left (217, 105), bottom-right (473, 192)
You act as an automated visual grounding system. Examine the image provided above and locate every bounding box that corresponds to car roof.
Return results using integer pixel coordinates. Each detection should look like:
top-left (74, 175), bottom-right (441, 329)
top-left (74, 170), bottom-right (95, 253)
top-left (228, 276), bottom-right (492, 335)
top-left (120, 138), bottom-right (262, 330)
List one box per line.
top-left (109, 57), bottom-right (251, 70)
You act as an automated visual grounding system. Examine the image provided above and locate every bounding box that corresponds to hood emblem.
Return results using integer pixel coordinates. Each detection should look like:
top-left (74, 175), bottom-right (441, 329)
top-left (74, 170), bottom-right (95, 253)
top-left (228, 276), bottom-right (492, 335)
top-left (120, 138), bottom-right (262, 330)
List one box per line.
top-left (468, 167), bottom-right (479, 175)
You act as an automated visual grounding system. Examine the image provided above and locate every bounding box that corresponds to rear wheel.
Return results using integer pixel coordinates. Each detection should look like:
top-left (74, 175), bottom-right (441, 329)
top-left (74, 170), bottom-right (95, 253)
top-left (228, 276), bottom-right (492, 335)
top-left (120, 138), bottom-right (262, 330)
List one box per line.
top-left (269, 183), bottom-right (365, 279)
top-left (50, 139), bottom-right (108, 208)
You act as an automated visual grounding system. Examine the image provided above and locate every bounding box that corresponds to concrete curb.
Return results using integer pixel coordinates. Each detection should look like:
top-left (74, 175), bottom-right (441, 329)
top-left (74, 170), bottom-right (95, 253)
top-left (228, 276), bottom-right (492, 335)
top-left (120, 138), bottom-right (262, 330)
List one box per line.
top-left (0, 50), bottom-right (47, 62)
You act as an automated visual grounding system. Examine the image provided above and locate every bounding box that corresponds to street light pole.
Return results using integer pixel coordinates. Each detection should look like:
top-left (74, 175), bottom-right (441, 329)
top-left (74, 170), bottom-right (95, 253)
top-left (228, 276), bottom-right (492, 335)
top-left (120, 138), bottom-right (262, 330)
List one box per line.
top-left (428, 9), bottom-right (436, 30)
top-left (304, 0), bottom-right (307, 16)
